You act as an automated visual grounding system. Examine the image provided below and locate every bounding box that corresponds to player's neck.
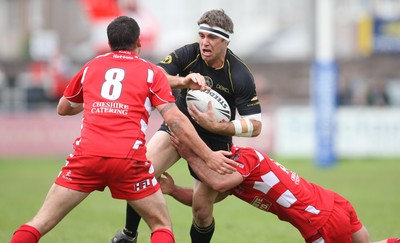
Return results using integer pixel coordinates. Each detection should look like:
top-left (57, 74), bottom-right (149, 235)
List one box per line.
top-left (206, 58), bottom-right (225, 69)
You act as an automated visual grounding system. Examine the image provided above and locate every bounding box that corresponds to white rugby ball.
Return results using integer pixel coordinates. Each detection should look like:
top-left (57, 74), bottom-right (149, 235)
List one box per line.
top-left (186, 89), bottom-right (231, 122)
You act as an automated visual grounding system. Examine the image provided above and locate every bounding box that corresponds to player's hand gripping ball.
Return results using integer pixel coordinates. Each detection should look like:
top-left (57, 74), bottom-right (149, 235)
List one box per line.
top-left (186, 89), bottom-right (231, 122)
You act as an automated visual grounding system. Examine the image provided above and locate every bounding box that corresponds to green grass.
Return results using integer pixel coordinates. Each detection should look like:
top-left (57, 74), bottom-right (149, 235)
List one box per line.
top-left (1, 156), bottom-right (399, 242)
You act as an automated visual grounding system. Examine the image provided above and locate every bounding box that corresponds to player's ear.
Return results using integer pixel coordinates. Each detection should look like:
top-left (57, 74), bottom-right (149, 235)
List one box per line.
top-left (137, 38), bottom-right (142, 48)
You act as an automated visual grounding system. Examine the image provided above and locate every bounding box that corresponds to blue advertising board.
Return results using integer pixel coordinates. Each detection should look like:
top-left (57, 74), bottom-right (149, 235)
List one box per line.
top-left (373, 18), bottom-right (400, 53)
top-left (312, 61), bottom-right (337, 167)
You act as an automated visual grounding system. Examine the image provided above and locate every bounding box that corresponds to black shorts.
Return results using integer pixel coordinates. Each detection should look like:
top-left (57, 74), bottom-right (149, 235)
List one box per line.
top-left (159, 122), bottom-right (232, 180)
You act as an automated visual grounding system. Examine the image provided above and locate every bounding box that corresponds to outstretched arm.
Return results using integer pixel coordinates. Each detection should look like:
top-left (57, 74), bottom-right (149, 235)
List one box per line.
top-left (159, 67), bottom-right (209, 91)
top-left (169, 133), bottom-right (244, 192)
top-left (158, 172), bottom-right (193, 206)
top-left (158, 172), bottom-right (230, 206)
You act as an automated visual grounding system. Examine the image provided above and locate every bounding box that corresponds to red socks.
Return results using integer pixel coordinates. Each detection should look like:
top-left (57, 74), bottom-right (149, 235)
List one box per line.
top-left (11, 225), bottom-right (174, 243)
top-left (151, 228), bottom-right (175, 243)
top-left (10, 224), bottom-right (41, 243)
top-left (387, 239), bottom-right (400, 243)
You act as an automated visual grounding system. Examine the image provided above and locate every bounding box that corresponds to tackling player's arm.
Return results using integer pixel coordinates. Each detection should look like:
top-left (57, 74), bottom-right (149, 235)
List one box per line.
top-left (158, 67), bottom-right (209, 91)
top-left (188, 103), bottom-right (262, 137)
top-left (159, 172), bottom-right (231, 207)
top-left (57, 96), bottom-right (83, 116)
top-left (156, 102), bottom-right (237, 175)
top-left (170, 132), bottom-right (244, 192)
top-left (158, 172), bottom-right (193, 206)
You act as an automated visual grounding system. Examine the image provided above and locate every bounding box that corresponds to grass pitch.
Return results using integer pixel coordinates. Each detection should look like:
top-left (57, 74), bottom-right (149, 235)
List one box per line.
top-left (1, 156), bottom-right (399, 242)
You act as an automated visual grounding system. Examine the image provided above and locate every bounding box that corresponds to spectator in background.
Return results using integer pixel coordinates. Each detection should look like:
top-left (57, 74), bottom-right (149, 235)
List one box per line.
top-left (367, 79), bottom-right (389, 106)
top-left (338, 77), bottom-right (369, 106)
top-left (79, 0), bottom-right (158, 56)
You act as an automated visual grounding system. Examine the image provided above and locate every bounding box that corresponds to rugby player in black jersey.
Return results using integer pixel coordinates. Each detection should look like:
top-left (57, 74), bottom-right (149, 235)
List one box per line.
top-left (109, 9), bottom-right (262, 243)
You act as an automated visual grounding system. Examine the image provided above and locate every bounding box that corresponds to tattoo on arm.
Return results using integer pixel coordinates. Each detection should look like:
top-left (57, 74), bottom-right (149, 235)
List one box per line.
top-left (160, 103), bottom-right (184, 133)
top-left (160, 103), bottom-right (176, 116)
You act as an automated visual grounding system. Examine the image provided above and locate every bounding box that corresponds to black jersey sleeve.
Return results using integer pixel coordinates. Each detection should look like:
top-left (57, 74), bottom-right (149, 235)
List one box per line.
top-left (229, 54), bottom-right (261, 116)
top-left (157, 43), bottom-right (199, 76)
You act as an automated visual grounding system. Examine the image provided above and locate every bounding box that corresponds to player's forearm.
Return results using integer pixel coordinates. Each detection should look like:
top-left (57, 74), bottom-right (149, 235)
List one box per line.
top-left (169, 117), bottom-right (214, 159)
top-left (167, 74), bottom-right (186, 89)
top-left (162, 104), bottom-right (236, 174)
top-left (162, 105), bottom-right (214, 159)
top-left (167, 181), bottom-right (228, 206)
top-left (158, 67), bottom-right (185, 89)
top-left (185, 155), bottom-right (230, 192)
top-left (168, 185), bottom-right (193, 207)
top-left (205, 119), bottom-right (262, 137)
top-left (205, 120), bottom-right (235, 136)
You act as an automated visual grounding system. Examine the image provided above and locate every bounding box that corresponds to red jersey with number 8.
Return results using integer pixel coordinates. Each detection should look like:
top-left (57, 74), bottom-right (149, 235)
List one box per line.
top-left (63, 51), bottom-right (175, 160)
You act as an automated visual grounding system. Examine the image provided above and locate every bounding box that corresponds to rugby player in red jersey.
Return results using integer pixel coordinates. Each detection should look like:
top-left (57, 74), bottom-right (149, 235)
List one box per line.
top-left (157, 134), bottom-right (399, 243)
top-left (10, 16), bottom-right (236, 243)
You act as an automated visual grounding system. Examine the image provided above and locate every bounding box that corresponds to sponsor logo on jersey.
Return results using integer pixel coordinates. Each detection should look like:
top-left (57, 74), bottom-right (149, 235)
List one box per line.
top-left (215, 83), bottom-right (230, 94)
top-left (236, 162), bottom-right (244, 169)
top-left (91, 101), bottom-right (129, 115)
top-left (205, 76), bottom-right (213, 88)
top-left (113, 54), bottom-right (134, 60)
top-left (246, 96), bottom-right (260, 107)
top-left (134, 179), bottom-right (151, 191)
top-left (251, 96), bottom-right (259, 102)
top-left (231, 153), bottom-right (241, 161)
top-left (204, 76), bottom-right (230, 94)
top-left (251, 196), bottom-right (272, 211)
top-left (291, 172), bottom-right (300, 185)
top-left (61, 170), bottom-right (73, 181)
top-left (160, 55), bottom-right (172, 64)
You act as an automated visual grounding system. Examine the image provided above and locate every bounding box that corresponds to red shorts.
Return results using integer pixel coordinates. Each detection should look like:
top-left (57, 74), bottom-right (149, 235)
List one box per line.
top-left (311, 193), bottom-right (363, 243)
top-left (54, 154), bottom-right (160, 200)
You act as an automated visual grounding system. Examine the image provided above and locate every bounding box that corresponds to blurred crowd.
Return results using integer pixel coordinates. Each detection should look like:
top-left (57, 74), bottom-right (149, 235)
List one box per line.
top-left (1, 0), bottom-right (400, 112)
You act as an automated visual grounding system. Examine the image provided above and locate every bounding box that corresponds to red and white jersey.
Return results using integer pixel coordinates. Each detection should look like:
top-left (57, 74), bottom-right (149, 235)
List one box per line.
top-left (63, 51), bottom-right (175, 160)
top-left (230, 146), bottom-right (335, 240)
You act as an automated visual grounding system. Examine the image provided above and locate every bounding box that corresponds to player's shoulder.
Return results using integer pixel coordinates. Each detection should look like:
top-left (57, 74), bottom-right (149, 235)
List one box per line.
top-left (226, 49), bottom-right (254, 82)
top-left (226, 49), bottom-right (247, 67)
top-left (174, 42), bottom-right (200, 57)
top-left (86, 52), bottom-right (133, 67)
top-left (232, 146), bottom-right (263, 159)
top-left (91, 52), bottom-right (114, 62)
top-left (159, 43), bottom-right (199, 65)
top-left (231, 146), bottom-right (267, 173)
top-left (144, 60), bottom-right (166, 78)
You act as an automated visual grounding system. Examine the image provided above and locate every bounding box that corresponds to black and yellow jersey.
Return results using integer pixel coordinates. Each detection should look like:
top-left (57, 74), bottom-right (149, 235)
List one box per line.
top-left (158, 42), bottom-right (261, 144)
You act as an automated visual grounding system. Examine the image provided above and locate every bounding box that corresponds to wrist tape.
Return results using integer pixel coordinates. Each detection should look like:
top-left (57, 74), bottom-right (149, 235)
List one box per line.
top-left (232, 118), bottom-right (254, 137)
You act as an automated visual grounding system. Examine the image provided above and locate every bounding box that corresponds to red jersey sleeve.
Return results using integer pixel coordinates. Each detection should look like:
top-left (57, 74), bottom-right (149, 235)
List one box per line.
top-left (231, 146), bottom-right (260, 178)
top-left (149, 65), bottom-right (175, 106)
top-left (63, 66), bottom-right (86, 103)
